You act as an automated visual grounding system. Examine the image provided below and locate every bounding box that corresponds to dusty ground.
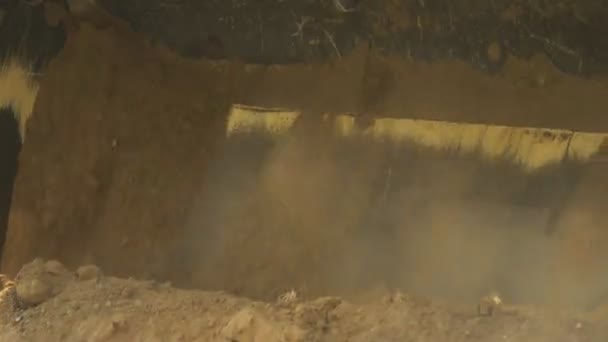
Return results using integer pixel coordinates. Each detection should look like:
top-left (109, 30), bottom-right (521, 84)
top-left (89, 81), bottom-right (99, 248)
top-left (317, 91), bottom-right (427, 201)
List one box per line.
top-left (1, 259), bottom-right (608, 342)
top-left (2, 8), bottom-right (608, 342)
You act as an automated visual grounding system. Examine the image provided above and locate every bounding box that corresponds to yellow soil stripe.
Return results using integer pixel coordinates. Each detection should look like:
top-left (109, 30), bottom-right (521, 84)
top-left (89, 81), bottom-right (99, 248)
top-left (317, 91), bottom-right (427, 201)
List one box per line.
top-left (226, 106), bottom-right (607, 171)
top-left (226, 105), bottom-right (300, 137)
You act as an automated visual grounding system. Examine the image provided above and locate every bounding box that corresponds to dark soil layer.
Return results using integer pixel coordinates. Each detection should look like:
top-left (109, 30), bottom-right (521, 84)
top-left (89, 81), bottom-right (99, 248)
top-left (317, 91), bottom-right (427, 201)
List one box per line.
top-left (98, 0), bottom-right (608, 75)
top-left (2, 21), bottom-right (608, 309)
top-left (3, 0), bottom-right (608, 76)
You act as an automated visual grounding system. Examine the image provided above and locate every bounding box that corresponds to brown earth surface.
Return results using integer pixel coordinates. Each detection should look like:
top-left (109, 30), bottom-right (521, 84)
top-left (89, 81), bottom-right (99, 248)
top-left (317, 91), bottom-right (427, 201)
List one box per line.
top-left (2, 12), bottom-right (608, 341)
top-left (1, 259), bottom-right (608, 342)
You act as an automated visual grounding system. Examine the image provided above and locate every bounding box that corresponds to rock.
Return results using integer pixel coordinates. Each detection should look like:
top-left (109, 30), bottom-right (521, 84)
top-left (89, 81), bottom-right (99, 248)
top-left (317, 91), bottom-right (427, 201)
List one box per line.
top-left (16, 278), bottom-right (52, 306)
top-left (15, 259), bottom-right (74, 306)
top-left (76, 265), bottom-right (103, 281)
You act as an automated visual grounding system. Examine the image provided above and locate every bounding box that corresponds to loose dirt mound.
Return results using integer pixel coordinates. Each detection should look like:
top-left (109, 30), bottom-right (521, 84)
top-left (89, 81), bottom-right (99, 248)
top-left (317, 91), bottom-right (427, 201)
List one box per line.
top-left (0, 259), bottom-right (607, 342)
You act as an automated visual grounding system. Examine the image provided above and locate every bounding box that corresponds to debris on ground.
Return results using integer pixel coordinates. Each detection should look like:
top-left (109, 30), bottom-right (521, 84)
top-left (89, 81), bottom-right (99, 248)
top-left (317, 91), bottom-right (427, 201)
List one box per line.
top-left (0, 259), bottom-right (606, 341)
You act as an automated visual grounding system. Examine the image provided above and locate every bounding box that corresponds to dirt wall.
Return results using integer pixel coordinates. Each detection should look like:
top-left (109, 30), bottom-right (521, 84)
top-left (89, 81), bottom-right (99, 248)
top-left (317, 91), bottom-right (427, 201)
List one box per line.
top-left (2, 23), bottom-right (236, 279)
top-left (233, 51), bottom-right (608, 132)
top-left (3, 21), bottom-right (608, 308)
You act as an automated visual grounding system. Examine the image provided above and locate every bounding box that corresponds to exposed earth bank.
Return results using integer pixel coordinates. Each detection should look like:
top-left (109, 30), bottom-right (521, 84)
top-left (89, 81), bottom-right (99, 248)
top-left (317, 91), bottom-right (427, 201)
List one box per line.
top-left (2, 6), bottom-right (608, 342)
top-left (3, 9), bottom-right (608, 314)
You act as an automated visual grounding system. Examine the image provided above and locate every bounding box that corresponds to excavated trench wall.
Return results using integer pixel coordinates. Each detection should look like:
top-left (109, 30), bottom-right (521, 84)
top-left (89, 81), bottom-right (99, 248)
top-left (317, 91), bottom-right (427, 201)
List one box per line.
top-left (2, 19), bottom-right (608, 309)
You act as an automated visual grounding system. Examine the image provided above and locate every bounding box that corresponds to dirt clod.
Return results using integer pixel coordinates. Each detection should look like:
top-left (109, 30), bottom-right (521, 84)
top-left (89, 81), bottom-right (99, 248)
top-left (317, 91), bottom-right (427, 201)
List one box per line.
top-left (16, 277), bottom-right (51, 306)
top-left (15, 259), bottom-right (73, 306)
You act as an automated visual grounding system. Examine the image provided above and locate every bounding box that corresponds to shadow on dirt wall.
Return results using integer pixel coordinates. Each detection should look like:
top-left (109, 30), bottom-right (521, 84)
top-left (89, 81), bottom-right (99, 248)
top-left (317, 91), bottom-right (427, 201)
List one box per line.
top-left (0, 108), bottom-right (21, 261)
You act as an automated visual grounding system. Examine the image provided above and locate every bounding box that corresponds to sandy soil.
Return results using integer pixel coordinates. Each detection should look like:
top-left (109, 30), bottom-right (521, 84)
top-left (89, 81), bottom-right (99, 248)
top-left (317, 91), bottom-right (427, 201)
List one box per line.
top-left (1, 259), bottom-right (607, 342)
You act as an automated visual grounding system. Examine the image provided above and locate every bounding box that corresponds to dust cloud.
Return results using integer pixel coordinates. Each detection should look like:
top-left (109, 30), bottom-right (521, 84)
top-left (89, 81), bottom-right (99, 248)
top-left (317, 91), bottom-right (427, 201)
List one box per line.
top-left (174, 115), bottom-right (608, 310)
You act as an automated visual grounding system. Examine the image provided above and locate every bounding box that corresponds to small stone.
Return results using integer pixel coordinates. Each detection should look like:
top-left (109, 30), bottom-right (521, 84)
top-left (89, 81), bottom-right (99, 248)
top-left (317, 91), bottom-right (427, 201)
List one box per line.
top-left (16, 278), bottom-right (52, 306)
top-left (76, 265), bottom-right (103, 281)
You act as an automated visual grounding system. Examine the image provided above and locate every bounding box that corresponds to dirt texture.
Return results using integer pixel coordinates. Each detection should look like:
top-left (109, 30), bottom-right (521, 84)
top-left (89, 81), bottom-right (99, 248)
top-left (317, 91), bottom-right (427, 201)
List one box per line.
top-left (1, 260), bottom-right (608, 342)
top-left (2, 21), bottom-right (234, 278)
top-left (2, 8), bottom-right (608, 341)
